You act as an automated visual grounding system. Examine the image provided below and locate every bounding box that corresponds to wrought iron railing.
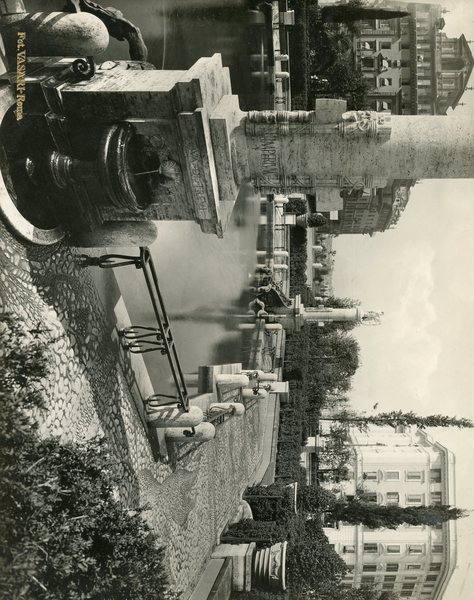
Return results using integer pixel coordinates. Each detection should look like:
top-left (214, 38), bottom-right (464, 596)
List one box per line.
top-left (81, 247), bottom-right (189, 411)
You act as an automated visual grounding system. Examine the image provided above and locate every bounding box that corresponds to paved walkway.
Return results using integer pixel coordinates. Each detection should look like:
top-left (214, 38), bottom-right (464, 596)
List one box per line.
top-left (0, 221), bottom-right (264, 596)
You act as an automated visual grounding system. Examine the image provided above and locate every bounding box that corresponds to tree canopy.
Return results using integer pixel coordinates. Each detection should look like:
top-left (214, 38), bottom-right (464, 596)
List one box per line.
top-left (328, 500), bottom-right (466, 529)
top-left (323, 409), bottom-right (473, 430)
top-left (294, 581), bottom-right (400, 600)
top-left (323, 296), bottom-right (361, 309)
top-left (321, 3), bottom-right (410, 25)
top-left (307, 329), bottom-right (361, 394)
top-left (297, 487), bottom-right (467, 529)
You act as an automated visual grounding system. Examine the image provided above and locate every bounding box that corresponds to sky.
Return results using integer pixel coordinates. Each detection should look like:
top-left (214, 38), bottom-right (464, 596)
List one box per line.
top-left (332, 3), bottom-right (474, 598)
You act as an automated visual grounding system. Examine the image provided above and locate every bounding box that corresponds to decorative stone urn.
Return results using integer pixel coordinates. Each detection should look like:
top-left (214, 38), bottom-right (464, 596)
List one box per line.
top-left (252, 541), bottom-right (287, 591)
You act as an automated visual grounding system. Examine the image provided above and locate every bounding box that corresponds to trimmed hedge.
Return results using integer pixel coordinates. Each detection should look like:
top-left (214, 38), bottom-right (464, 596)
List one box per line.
top-left (222, 520), bottom-right (286, 547)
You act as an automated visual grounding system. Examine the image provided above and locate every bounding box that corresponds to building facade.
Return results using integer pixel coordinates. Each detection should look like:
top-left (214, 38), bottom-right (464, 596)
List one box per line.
top-left (315, 179), bottom-right (414, 236)
top-left (318, 425), bottom-right (456, 600)
top-left (306, 231), bottom-right (335, 297)
top-left (354, 1), bottom-right (473, 114)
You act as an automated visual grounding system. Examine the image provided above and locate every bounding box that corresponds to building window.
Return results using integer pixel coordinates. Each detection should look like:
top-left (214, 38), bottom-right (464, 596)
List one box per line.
top-left (380, 41), bottom-right (391, 50)
top-left (360, 40), bottom-right (376, 51)
top-left (426, 575), bottom-right (438, 582)
top-left (403, 583), bottom-right (416, 590)
top-left (406, 471), bottom-right (423, 481)
top-left (408, 545), bottom-right (424, 555)
top-left (385, 471), bottom-right (399, 481)
top-left (407, 564), bottom-right (422, 570)
top-left (387, 545), bottom-right (401, 554)
top-left (365, 492), bottom-right (378, 504)
top-left (429, 563), bottom-right (442, 572)
top-left (361, 576), bottom-right (376, 584)
top-left (384, 575), bottom-right (397, 582)
top-left (343, 545), bottom-right (356, 554)
top-left (364, 543), bottom-right (378, 554)
top-left (430, 469), bottom-right (442, 483)
top-left (364, 471), bottom-right (378, 481)
top-left (432, 545), bottom-right (443, 554)
top-left (377, 100), bottom-right (392, 112)
top-left (431, 491), bottom-right (442, 505)
top-left (406, 494), bottom-right (424, 505)
top-left (362, 57), bottom-right (375, 69)
top-left (386, 563), bottom-right (399, 572)
top-left (379, 77), bottom-right (392, 86)
top-left (383, 584), bottom-right (395, 590)
top-left (387, 492), bottom-right (400, 505)
top-left (363, 564), bottom-right (377, 572)
top-left (401, 593), bottom-right (414, 598)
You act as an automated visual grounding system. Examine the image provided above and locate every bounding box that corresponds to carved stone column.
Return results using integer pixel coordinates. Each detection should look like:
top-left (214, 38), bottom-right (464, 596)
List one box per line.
top-left (242, 104), bottom-right (474, 190)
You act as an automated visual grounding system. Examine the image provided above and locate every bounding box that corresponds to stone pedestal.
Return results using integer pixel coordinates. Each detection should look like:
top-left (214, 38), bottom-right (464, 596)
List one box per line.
top-left (212, 543), bottom-right (256, 592)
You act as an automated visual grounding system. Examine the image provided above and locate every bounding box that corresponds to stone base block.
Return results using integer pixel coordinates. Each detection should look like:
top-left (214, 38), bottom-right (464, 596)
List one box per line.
top-left (211, 542), bottom-right (256, 592)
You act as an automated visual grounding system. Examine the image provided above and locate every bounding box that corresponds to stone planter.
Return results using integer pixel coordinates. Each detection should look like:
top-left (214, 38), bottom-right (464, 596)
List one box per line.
top-left (252, 541), bottom-right (287, 591)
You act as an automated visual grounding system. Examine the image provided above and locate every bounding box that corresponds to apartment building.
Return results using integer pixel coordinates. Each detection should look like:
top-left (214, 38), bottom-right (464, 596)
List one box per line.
top-left (354, 1), bottom-right (473, 115)
top-left (320, 425), bottom-right (456, 599)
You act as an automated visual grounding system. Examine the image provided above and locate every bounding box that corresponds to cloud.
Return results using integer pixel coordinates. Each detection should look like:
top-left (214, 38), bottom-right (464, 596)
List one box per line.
top-left (356, 242), bottom-right (442, 406)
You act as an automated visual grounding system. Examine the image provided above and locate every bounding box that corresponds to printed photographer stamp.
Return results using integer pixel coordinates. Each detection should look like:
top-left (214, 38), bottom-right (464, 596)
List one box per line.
top-left (15, 31), bottom-right (26, 120)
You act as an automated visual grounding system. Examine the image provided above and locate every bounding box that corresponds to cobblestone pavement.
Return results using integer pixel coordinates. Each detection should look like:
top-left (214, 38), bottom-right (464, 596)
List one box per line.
top-left (0, 221), bottom-right (263, 596)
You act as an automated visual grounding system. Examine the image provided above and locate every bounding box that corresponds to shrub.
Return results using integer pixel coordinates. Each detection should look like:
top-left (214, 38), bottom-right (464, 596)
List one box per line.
top-left (221, 520), bottom-right (285, 547)
top-left (286, 519), bottom-right (347, 591)
top-left (244, 484), bottom-right (296, 522)
top-left (231, 591), bottom-right (288, 600)
top-left (307, 213), bottom-right (328, 228)
top-left (297, 486), bottom-right (338, 514)
top-left (0, 315), bottom-right (172, 600)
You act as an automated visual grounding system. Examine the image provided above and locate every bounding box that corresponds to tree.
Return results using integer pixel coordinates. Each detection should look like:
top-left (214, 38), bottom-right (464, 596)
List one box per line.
top-left (313, 57), bottom-right (372, 109)
top-left (326, 499), bottom-right (467, 530)
top-left (297, 485), bottom-right (338, 514)
top-left (323, 296), bottom-right (361, 309)
top-left (316, 424), bottom-right (353, 483)
top-left (297, 487), bottom-right (467, 530)
top-left (322, 409), bottom-right (474, 430)
top-left (308, 330), bottom-right (360, 380)
top-left (321, 3), bottom-right (410, 25)
top-left (293, 581), bottom-right (400, 599)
